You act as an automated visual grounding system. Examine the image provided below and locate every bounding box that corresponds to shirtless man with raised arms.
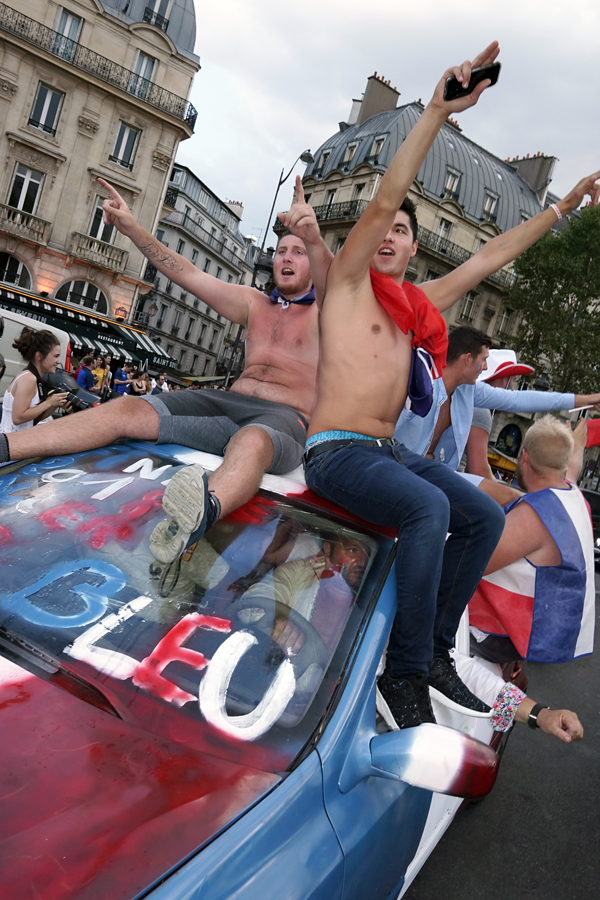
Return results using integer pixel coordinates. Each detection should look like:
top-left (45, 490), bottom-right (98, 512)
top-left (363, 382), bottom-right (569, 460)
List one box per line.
top-left (0, 178), bottom-right (332, 562)
top-left (303, 43), bottom-right (507, 729)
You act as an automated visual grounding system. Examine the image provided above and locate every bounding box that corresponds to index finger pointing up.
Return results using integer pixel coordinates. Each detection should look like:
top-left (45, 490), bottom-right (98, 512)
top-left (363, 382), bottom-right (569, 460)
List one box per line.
top-left (293, 174), bottom-right (305, 206)
top-left (97, 177), bottom-right (122, 204)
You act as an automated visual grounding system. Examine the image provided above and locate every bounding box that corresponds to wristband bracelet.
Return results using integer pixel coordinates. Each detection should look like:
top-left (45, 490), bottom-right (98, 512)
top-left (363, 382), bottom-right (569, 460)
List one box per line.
top-left (550, 203), bottom-right (562, 221)
top-left (527, 703), bottom-right (549, 730)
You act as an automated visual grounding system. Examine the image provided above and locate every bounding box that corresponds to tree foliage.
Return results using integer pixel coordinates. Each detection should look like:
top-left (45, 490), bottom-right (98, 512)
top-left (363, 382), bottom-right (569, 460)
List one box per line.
top-left (505, 205), bottom-right (600, 393)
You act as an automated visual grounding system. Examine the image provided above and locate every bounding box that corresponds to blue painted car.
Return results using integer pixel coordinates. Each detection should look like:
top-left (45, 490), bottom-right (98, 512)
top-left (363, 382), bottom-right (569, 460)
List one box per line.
top-left (0, 442), bottom-right (498, 900)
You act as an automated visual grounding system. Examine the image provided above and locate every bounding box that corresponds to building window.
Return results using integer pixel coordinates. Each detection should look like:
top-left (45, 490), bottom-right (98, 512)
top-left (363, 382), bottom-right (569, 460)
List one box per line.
top-left (209, 328), bottom-right (218, 350)
top-left (89, 195), bottom-right (115, 243)
top-left (353, 183), bottom-right (366, 201)
top-left (370, 136), bottom-right (386, 159)
top-left (203, 258), bottom-right (211, 273)
top-left (483, 192), bottom-right (498, 222)
top-left (176, 239), bottom-right (185, 255)
top-left (317, 150), bottom-right (331, 172)
top-left (55, 280), bottom-right (108, 314)
top-left (520, 212), bottom-right (530, 223)
top-left (8, 164), bottom-right (44, 214)
top-left (191, 249), bottom-right (199, 264)
top-left (171, 310), bottom-right (182, 335)
top-left (227, 322), bottom-right (235, 337)
top-left (435, 218), bottom-right (453, 248)
top-left (145, 0), bottom-right (174, 28)
top-left (199, 189), bottom-right (210, 208)
top-left (497, 308), bottom-right (514, 335)
top-left (109, 122), bottom-right (140, 170)
top-left (199, 323), bottom-right (207, 344)
top-left (443, 168), bottom-right (461, 201)
top-left (216, 266), bottom-right (222, 279)
top-left (165, 280), bottom-right (173, 294)
top-left (344, 142), bottom-right (359, 163)
top-left (227, 274), bottom-right (233, 283)
top-left (191, 354), bottom-right (198, 373)
top-left (53, 9), bottom-right (82, 60)
top-left (29, 83), bottom-right (64, 136)
top-left (0, 253), bottom-right (32, 289)
top-left (459, 291), bottom-right (478, 323)
top-left (179, 349), bottom-right (186, 366)
top-left (129, 51), bottom-right (155, 98)
top-left (425, 269), bottom-right (441, 281)
top-left (166, 343), bottom-right (174, 355)
top-left (156, 303), bottom-right (167, 327)
top-left (156, 229), bottom-right (165, 242)
top-left (185, 317), bottom-right (195, 340)
top-left (325, 190), bottom-right (336, 211)
top-left (202, 358), bottom-right (210, 375)
top-left (335, 236), bottom-right (346, 253)
top-left (193, 298), bottom-right (199, 309)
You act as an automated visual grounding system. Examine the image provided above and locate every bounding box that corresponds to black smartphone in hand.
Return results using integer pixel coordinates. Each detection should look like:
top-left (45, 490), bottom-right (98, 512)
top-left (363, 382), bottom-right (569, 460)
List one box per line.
top-left (444, 62), bottom-right (501, 102)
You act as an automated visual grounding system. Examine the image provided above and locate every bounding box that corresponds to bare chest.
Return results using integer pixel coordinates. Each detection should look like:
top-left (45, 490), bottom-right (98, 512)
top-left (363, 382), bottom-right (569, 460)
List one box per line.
top-left (246, 302), bottom-right (318, 357)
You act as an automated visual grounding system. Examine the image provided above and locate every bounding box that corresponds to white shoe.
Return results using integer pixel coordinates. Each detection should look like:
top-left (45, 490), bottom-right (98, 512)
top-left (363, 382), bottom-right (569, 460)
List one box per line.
top-left (150, 464), bottom-right (208, 563)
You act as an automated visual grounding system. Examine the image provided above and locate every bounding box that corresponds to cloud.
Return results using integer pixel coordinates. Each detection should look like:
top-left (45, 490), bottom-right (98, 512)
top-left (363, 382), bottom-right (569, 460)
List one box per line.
top-left (175, 0), bottom-right (600, 240)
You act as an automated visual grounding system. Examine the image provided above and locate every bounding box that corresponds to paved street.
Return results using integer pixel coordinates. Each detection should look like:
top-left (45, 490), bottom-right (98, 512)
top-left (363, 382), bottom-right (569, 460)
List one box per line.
top-left (406, 577), bottom-right (600, 900)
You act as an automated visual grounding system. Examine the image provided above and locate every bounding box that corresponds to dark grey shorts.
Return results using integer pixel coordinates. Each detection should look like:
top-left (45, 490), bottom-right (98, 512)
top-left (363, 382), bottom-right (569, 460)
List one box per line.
top-left (141, 389), bottom-right (308, 475)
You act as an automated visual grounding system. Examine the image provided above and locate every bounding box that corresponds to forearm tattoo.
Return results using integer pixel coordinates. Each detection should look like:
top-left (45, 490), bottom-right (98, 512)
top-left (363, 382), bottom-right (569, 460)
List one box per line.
top-left (139, 239), bottom-right (184, 273)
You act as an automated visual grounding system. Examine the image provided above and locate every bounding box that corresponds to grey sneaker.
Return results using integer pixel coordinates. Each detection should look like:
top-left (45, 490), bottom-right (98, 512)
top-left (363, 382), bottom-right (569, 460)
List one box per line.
top-left (428, 652), bottom-right (490, 713)
top-left (150, 464), bottom-right (209, 564)
top-left (377, 672), bottom-right (436, 730)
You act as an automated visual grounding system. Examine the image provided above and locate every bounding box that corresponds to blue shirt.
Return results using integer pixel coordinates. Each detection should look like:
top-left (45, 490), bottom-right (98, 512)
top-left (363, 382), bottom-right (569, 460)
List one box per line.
top-left (395, 379), bottom-right (575, 471)
top-left (114, 368), bottom-right (130, 394)
top-left (76, 366), bottom-right (94, 391)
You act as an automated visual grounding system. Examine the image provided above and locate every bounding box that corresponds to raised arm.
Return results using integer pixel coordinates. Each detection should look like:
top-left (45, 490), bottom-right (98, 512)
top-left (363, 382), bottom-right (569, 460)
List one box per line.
top-left (566, 419), bottom-right (586, 483)
top-left (99, 178), bottom-right (255, 325)
top-left (330, 42), bottom-right (500, 289)
top-left (276, 176), bottom-right (333, 308)
top-left (423, 170), bottom-right (600, 311)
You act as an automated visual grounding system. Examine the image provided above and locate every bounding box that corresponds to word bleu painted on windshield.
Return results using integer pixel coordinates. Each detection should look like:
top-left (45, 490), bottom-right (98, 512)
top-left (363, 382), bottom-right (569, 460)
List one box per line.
top-left (5, 561), bottom-right (294, 742)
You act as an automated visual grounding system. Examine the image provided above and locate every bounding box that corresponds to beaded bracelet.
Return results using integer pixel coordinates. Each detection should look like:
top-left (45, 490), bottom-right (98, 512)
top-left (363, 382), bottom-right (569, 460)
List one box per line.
top-left (550, 203), bottom-right (563, 221)
top-left (491, 682), bottom-right (527, 732)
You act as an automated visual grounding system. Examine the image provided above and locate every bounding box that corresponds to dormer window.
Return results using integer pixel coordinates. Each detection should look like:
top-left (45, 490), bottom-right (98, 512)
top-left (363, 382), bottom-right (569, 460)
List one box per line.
top-left (344, 142), bottom-right (359, 163)
top-left (483, 192), bottom-right (499, 223)
top-left (318, 150), bottom-right (331, 171)
top-left (368, 135), bottom-right (386, 161)
top-left (443, 168), bottom-right (461, 201)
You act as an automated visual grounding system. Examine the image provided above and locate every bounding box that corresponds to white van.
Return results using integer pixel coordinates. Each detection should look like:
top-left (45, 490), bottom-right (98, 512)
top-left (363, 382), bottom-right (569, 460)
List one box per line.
top-left (0, 309), bottom-right (70, 401)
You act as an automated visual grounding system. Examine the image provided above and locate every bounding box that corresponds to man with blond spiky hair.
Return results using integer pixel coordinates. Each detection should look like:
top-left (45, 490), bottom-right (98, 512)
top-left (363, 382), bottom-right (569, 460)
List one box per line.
top-left (470, 416), bottom-right (595, 665)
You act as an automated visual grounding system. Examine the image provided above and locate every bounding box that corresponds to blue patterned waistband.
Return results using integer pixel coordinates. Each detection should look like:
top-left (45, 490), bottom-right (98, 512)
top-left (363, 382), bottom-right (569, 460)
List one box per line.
top-left (305, 430), bottom-right (382, 450)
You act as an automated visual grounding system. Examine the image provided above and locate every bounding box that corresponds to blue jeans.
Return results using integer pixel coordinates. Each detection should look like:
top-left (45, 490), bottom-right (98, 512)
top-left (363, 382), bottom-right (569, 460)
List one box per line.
top-left (304, 442), bottom-right (505, 677)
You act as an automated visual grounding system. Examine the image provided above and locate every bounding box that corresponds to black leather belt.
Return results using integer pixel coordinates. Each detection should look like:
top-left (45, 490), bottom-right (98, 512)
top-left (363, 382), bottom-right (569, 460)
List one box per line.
top-left (304, 436), bottom-right (397, 464)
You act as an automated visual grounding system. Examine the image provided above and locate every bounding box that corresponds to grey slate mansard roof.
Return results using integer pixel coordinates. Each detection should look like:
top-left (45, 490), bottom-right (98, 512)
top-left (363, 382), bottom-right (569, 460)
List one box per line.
top-left (305, 103), bottom-right (543, 231)
top-left (100, 0), bottom-right (199, 62)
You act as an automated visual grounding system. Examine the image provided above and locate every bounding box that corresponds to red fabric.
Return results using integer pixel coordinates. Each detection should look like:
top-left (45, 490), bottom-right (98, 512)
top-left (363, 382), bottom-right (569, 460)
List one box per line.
top-left (369, 268), bottom-right (448, 376)
top-left (585, 418), bottom-right (600, 447)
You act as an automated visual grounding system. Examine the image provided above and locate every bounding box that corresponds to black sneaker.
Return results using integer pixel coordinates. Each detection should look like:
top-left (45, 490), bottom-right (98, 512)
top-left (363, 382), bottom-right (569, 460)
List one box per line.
top-left (428, 652), bottom-right (490, 712)
top-left (377, 672), bottom-right (436, 730)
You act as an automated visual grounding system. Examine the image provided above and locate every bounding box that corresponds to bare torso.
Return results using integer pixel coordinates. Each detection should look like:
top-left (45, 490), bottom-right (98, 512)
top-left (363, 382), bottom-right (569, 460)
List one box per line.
top-left (308, 282), bottom-right (412, 438)
top-left (230, 293), bottom-right (320, 418)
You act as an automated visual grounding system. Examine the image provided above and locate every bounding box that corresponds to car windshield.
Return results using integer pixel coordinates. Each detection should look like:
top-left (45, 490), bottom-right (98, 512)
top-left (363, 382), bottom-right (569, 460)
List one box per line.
top-left (0, 446), bottom-right (393, 772)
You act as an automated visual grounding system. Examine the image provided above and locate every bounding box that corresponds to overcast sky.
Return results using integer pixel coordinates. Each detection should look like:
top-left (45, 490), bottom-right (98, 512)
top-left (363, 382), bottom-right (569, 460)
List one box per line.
top-left (176, 0), bottom-right (600, 244)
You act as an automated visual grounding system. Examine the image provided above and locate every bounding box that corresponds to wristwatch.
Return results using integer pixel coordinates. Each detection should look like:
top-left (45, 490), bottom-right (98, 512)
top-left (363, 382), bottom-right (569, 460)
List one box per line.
top-left (528, 703), bottom-right (549, 729)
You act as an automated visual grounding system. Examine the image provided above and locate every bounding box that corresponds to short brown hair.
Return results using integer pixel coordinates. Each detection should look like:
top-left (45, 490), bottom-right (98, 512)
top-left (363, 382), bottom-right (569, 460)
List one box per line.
top-left (522, 414), bottom-right (574, 476)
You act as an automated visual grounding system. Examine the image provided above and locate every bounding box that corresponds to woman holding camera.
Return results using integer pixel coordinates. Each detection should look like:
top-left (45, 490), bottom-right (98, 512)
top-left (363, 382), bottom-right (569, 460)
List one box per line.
top-left (0, 327), bottom-right (70, 433)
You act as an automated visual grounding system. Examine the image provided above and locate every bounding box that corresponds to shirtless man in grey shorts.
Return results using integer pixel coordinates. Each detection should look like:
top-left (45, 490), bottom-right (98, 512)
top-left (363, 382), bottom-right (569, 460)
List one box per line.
top-left (0, 178), bottom-right (332, 563)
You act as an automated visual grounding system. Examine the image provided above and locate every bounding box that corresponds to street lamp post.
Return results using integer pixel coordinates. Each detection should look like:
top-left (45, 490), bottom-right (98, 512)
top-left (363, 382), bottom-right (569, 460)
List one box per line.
top-left (250, 149), bottom-right (315, 288)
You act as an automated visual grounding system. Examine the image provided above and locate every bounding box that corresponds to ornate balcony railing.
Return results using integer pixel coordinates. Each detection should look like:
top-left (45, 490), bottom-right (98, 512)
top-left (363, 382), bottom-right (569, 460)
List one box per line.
top-left (0, 2), bottom-right (197, 129)
top-left (164, 210), bottom-right (244, 268)
top-left (417, 226), bottom-right (514, 288)
top-left (0, 202), bottom-right (51, 244)
top-left (143, 7), bottom-right (169, 31)
top-left (144, 263), bottom-right (158, 282)
top-left (164, 186), bottom-right (179, 207)
top-left (311, 199), bottom-right (368, 221)
top-left (70, 232), bottom-right (128, 272)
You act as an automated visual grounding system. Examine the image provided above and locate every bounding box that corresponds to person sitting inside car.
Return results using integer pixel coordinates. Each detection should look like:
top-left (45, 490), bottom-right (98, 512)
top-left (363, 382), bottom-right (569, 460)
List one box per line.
top-left (241, 533), bottom-right (372, 656)
top-left (469, 416), bottom-right (595, 666)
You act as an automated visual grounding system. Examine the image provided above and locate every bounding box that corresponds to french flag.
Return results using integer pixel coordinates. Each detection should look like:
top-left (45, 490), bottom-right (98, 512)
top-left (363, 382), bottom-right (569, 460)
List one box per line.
top-left (469, 486), bottom-right (595, 663)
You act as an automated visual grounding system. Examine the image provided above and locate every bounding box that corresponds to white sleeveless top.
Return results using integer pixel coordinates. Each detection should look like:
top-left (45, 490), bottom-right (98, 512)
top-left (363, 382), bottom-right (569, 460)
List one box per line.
top-left (0, 371), bottom-right (40, 433)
